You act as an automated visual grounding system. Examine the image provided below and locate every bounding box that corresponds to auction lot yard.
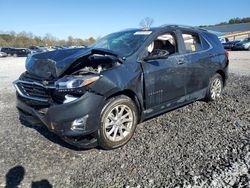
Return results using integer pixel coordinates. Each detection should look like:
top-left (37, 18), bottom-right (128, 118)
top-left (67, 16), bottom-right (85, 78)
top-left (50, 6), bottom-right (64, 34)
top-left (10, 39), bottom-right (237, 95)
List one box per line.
top-left (0, 51), bottom-right (249, 187)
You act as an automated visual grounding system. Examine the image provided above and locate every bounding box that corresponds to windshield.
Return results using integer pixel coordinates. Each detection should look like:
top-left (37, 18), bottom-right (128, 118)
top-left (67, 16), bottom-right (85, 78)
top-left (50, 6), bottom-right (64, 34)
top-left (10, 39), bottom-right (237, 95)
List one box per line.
top-left (92, 30), bottom-right (152, 57)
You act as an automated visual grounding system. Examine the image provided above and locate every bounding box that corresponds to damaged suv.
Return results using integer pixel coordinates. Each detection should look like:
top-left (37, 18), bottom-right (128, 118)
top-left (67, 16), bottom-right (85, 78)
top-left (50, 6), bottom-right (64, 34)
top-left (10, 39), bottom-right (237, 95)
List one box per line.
top-left (14, 25), bottom-right (229, 149)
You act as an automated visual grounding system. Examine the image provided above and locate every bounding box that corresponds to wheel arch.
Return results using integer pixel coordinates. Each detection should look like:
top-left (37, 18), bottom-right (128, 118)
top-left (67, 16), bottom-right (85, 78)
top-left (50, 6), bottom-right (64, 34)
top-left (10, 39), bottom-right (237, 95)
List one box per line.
top-left (105, 89), bottom-right (143, 123)
top-left (216, 70), bottom-right (226, 86)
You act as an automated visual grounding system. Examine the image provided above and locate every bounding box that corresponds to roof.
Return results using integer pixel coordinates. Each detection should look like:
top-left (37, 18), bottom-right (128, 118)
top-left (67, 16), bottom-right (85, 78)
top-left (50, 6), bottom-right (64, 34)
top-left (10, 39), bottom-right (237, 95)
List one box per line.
top-left (120, 25), bottom-right (207, 34)
top-left (205, 23), bottom-right (250, 33)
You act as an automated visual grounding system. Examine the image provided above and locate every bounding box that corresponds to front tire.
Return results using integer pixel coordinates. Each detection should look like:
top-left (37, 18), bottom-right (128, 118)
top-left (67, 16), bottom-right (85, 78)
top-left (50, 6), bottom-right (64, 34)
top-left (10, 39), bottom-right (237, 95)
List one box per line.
top-left (205, 73), bottom-right (223, 102)
top-left (98, 95), bottom-right (138, 150)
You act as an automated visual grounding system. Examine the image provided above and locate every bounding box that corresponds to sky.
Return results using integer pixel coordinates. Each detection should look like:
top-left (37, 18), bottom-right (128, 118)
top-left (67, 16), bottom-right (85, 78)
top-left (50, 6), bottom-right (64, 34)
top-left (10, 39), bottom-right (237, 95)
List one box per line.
top-left (0, 0), bottom-right (249, 39)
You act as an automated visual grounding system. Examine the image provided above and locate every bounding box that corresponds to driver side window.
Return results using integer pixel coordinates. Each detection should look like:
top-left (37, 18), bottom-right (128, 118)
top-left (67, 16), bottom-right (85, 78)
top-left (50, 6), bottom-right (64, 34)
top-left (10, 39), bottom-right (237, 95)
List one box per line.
top-left (147, 33), bottom-right (178, 58)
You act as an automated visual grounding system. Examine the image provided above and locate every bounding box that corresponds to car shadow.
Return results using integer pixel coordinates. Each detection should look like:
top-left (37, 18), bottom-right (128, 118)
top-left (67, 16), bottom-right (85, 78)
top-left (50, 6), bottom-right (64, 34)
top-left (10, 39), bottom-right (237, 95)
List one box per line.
top-left (5, 165), bottom-right (53, 188)
top-left (31, 180), bottom-right (53, 188)
top-left (19, 118), bottom-right (88, 151)
top-left (5, 165), bottom-right (25, 188)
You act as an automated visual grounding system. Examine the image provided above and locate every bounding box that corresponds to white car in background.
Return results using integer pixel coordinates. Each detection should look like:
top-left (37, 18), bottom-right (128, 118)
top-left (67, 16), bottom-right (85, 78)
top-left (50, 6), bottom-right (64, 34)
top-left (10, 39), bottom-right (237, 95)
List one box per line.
top-left (0, 51), bottom-right (7, 57)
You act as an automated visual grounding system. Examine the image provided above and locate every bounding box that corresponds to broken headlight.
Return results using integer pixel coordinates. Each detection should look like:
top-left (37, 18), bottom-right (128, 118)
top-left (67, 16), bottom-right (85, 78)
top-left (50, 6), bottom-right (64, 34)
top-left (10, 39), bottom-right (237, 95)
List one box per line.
top-left (55, 75), bottom-right (100, 90)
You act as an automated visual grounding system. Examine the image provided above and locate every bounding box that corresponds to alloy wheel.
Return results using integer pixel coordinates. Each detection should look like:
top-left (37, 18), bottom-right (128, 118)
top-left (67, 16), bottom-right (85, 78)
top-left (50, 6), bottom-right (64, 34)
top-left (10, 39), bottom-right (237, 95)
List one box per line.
top-left (210, 78), bottom-right (222, 100)
top-left (103, 104), bottom-right (133, 142)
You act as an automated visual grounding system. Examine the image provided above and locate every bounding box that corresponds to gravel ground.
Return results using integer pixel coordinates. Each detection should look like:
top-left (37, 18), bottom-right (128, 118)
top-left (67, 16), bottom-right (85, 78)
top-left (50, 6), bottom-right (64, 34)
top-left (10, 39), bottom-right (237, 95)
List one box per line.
top-left (0, 52), bottom-right (249, 187)
top-left (229, 51), bottom-right (250, 76)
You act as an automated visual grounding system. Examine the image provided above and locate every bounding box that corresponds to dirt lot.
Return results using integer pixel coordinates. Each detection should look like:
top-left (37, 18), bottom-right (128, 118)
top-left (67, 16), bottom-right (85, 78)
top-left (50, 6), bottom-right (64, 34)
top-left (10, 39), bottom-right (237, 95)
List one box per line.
top-left (0, 51), bottom-right (249, 187)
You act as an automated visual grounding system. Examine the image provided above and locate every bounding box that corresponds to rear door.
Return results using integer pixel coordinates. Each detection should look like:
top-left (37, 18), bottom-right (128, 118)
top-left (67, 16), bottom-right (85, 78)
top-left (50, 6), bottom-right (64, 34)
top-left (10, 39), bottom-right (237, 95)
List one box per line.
top-left (179, 30), bottom-right (212, 95)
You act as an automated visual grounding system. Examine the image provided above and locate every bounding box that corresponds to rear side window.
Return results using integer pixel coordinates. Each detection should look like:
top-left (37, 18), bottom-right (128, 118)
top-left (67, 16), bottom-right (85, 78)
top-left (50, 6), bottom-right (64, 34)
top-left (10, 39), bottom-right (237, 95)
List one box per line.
top-left (182, 32), bottom-right (202, 53)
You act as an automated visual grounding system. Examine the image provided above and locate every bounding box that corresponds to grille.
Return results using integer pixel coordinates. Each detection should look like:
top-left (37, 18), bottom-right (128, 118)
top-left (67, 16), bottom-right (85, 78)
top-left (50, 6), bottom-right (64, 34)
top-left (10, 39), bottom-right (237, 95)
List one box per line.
top-left (17, 82), bottom-right (49, 99)
top-left (15, 72), bottom-right (56, 102)
top-left (14, 80), bottom-right (50, 103)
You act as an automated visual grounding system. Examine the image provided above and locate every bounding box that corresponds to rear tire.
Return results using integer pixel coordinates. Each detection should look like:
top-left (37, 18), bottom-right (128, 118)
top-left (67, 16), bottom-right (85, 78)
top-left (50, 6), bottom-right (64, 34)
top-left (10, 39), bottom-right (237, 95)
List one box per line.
top-left (98, 95), bottom-right (138, 150)
top-left (205, 73), bottom-right (223, 102)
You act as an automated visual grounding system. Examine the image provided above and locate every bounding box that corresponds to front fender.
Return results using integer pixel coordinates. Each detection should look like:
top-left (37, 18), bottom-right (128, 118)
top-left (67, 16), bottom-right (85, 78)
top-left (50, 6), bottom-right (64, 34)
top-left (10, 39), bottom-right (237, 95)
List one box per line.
top-left (87, 62), bottom-right (144, 111)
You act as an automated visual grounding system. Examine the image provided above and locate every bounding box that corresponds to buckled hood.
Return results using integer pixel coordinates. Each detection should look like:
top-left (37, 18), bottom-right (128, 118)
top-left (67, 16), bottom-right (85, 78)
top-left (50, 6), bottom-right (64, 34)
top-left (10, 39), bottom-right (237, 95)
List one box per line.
top-left (25, 48), bottom-right (121, 79)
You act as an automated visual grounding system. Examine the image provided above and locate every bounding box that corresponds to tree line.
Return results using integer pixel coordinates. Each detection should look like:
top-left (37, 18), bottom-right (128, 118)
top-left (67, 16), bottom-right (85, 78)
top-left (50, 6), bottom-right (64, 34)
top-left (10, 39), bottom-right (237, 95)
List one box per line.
top-left (0, 31), bottom-right (96, 48)
top-left (1, 17), bottom-right (249, 48)
top-left (200, 17), bottom-right (250, 27)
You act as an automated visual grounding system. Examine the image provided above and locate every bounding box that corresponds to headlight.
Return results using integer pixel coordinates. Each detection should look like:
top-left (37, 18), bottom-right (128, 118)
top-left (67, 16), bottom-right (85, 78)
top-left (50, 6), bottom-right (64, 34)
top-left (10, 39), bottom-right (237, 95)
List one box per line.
top-left (55, 75), bottom-right (100, 90)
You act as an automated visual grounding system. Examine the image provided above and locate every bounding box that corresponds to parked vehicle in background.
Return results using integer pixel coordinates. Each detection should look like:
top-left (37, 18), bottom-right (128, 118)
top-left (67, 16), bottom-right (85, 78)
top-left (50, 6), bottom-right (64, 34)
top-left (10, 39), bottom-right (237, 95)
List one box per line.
top-left (68, 45), bottom-right (86, 49)
top-left (219, 37), bottom-right (229, 43)
top-left (13, 25), bottom-right (229, 149)
top-left (0, 47), bottom-right (14, 56)
top-left (232, 37), bottom-right (250, 50)
top-left (10, 48), bottom-right (30, 57)
top-left (39, 46), bottom-right (49, 52)
top-left (46, 46), bottom-right (56, 51)
top-left (51, 46), bottom-right (66, 50)
top-left (1, 47), bottom-right (30, 57)
top-left (78, 45), bottom-right (87, 48)
top-left (68, 46), bottom-right (78, 49)
top-left (222, 40), bottom-right (241, 50)
top-left (0, 51), bottom-right (7, 57)
top-left (28, 46), bottom-right (47, 54)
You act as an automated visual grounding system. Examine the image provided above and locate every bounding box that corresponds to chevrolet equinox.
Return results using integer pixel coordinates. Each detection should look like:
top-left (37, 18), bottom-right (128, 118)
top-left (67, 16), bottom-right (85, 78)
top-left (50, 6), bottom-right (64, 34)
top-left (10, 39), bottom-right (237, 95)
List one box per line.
top-left (13, 25), bottom-right (229, 149)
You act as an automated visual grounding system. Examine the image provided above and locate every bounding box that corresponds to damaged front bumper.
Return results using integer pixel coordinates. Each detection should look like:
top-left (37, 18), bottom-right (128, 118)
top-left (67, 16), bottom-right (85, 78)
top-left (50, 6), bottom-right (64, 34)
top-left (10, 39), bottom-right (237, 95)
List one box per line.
top-left (16, 91), bottom-right (104, 148)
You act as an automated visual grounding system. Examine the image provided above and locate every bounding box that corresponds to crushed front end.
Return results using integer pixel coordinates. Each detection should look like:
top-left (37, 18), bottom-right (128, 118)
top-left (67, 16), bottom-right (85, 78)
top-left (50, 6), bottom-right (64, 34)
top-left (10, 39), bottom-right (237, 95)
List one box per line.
top-left (13, 48), bottom-right (123, 148)
top-left (14, 72), bottom-right (103, 148)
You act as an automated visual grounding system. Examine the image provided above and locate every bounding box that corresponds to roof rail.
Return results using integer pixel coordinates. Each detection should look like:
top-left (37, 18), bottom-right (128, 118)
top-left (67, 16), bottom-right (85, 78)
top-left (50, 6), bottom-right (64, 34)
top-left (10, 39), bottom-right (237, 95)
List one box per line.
top-left (160, 24), bottom-right (208, 31)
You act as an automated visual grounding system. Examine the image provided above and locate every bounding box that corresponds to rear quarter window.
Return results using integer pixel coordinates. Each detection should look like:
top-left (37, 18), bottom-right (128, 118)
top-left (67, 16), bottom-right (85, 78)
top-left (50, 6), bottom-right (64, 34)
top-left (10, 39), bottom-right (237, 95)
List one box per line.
top-left (200, 34), bottom-right (210, 50)
top-left (202, 32), bottom-right (224, 51)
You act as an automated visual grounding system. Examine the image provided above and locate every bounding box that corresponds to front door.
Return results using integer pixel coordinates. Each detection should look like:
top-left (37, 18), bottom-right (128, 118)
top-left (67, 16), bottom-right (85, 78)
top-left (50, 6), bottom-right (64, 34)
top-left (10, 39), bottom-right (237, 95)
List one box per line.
top-left (141, 32), bottom-right (187, 109)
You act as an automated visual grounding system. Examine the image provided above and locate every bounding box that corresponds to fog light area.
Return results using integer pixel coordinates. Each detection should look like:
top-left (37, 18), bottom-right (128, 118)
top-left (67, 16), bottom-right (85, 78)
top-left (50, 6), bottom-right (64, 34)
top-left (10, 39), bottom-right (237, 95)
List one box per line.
top-left (71, 115), bottom-right (89, 131)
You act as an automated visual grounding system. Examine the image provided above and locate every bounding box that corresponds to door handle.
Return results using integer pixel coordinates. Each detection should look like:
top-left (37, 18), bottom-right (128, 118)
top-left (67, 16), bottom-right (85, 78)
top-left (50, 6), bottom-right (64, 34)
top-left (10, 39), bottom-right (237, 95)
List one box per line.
top-left (208, 53), bottom-right (214, 57)
top-left (177, 60), bottom-right (185, 65)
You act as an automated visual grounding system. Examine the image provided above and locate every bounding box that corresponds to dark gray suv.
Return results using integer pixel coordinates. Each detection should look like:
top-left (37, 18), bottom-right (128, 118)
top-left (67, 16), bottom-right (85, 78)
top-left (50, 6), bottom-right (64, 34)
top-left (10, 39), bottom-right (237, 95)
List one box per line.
top-left (13, 25), bottom-right (229, 149)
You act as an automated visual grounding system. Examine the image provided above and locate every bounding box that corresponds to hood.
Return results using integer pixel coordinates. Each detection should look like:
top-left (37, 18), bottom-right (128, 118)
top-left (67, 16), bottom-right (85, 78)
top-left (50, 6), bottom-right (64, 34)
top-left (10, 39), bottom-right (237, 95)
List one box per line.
top-left (25, 48), bottom-right (121, 79)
